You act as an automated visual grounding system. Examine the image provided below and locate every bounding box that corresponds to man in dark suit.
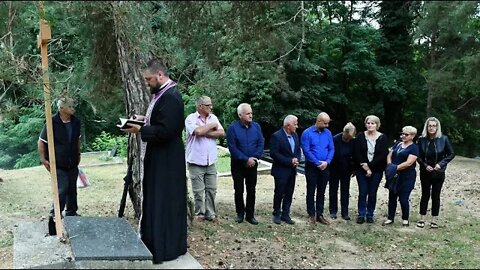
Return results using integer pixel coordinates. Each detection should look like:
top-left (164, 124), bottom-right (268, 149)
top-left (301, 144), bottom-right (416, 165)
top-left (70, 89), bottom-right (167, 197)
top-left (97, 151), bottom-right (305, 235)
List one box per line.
top-left (270, 115), bottom-right (302, 225)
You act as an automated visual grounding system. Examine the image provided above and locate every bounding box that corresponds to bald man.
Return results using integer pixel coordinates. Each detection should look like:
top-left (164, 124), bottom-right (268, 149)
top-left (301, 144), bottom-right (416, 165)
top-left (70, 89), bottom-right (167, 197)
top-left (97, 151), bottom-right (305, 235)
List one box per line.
top-left (301, 112), bottom-right (335, 225)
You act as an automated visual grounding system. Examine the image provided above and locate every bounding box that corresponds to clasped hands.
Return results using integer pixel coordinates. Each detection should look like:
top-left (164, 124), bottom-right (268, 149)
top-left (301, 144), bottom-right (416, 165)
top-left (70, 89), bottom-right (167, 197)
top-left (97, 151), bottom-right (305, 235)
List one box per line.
top-left (361, 163), bottom-right (372, 177)
top-left (291, 158), bottom-right (299, 167)
top-left (246, 157), bottom-right (258, 168)
top-left (316, 161), bottom-right (328, 171)
top-left (426, 164), bottom-right (441, 172)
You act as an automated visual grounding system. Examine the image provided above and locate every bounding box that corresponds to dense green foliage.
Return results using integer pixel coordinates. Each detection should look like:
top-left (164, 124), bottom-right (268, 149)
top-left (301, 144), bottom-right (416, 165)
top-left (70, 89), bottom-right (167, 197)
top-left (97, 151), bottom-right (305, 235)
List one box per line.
top-left (0, 1), bottom-right (479, 169)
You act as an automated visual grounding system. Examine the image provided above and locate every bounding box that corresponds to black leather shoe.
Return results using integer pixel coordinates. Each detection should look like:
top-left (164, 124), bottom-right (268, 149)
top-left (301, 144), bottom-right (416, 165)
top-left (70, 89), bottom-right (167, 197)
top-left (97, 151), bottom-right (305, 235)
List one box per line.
top-left (342, 215), bottom-right (351, 221)
top-left (281, 216), bottom-right (295, 225)
top-left (235, 214), bottom-right (244, 223)
top-left (329, 213), bottom-right (337, 219)
top-left (366, 217), bottom-right (374, 223)
top-left (272, 216), bottom-right (281, 224)
top-left (246, 217), bottom-right (258, 225)
top-left (356, 216), bottom-right (365, 224)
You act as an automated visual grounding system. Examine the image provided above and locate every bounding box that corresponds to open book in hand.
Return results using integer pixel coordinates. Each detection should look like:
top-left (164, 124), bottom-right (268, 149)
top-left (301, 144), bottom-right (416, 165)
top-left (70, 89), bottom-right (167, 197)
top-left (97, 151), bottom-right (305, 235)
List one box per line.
top-left (117, 118), bottom-right (145, 129)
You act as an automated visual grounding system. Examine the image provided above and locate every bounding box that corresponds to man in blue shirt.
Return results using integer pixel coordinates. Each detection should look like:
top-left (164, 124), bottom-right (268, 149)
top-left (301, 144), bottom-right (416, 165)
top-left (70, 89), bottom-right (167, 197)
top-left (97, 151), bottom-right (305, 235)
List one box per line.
top-left (301, 112), bottom-right (335, 225)
top-left (227, 103), bottom-right (265, 225)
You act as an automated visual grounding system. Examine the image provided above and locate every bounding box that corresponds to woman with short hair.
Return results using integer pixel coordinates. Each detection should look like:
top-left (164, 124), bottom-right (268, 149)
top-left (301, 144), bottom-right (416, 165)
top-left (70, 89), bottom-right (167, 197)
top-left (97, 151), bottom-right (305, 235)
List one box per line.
top-left (383, 126), bottom-right (419, 226)
top-left (416, 117), bottom-right (455, 229)
top-left (352, 115), bottom-right (389, 224)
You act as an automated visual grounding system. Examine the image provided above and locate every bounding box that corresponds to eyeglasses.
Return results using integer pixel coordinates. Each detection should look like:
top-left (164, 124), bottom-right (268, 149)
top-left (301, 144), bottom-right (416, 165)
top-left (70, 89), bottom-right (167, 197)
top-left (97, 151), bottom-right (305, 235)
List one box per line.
top-left (401, 133), bottom-right (412, 136)
top-left (202, 104), bottom-right (212, 107)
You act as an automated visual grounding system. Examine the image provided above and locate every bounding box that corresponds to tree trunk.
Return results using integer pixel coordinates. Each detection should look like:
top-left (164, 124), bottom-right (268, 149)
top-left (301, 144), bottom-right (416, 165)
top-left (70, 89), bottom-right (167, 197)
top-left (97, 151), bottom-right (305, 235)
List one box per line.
top-left (426, 33), bottom-right (436, 117)
top-left (112, 1), bottom-right (150, 218)
top-left (111, 2), bottom-right (194, 223)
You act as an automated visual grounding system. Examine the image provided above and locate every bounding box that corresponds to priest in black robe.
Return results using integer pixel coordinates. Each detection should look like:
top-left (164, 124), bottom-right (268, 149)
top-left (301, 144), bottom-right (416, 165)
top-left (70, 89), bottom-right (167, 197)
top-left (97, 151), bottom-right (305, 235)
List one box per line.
top-left (122, 58), bottom-right (187, 264)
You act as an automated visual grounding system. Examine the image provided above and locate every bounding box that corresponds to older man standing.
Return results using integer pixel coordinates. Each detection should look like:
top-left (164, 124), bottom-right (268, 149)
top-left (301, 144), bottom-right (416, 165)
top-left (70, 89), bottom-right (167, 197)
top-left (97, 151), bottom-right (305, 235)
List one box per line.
top-left (227, 103), bottom-right (265, 225)
top-left (270, 115), bottom-right (301, 225)
top-left (301, 112), bottom-right (335, 225)
top-left (185, 96), bottom-right (225, 222)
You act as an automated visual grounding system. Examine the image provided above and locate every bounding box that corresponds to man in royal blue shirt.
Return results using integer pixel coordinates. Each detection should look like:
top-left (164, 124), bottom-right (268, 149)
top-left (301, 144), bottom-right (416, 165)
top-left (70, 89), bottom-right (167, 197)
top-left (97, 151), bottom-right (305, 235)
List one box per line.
top-left (227, 103), bottom-right (265, 225)
top-left (301, 112), bottom-right (335, 225)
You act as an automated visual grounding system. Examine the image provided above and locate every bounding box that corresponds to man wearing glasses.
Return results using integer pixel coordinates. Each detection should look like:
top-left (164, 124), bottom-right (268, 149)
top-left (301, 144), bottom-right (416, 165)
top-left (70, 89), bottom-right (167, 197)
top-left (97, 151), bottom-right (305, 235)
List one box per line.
top-left (185, 96), bottom-right (225, 222)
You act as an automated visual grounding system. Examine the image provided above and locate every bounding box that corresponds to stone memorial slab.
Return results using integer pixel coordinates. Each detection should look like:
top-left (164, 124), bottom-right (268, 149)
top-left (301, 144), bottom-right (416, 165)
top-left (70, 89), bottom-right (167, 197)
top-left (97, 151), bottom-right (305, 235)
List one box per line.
top-left (64, 216), bottom-right (152, 261)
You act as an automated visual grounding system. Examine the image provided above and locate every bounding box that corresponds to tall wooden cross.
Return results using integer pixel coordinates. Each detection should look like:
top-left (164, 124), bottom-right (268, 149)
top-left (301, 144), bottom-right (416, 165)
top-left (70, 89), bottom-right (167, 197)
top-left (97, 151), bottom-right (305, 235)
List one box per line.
top-left (37, 5), bottom-right (64, 238)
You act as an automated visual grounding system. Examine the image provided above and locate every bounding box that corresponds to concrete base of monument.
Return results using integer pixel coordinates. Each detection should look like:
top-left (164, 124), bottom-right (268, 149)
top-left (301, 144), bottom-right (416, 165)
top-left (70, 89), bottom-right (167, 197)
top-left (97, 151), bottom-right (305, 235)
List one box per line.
top-left (13, 217), bottom-right (202, 269)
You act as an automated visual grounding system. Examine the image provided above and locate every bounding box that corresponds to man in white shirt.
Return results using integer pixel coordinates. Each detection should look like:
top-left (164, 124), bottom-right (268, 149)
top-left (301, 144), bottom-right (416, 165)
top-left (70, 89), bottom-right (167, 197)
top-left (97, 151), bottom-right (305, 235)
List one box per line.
top-left (185, 96), bottom-right (225, 222)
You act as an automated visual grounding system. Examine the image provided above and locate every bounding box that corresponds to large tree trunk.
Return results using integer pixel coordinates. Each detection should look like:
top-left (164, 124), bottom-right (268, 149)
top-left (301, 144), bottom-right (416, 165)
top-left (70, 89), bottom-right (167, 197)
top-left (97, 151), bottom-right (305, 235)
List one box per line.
top-left (112, 1), bottom-right (150, 218)
top-left (111, 2), bottom-right (194, 223)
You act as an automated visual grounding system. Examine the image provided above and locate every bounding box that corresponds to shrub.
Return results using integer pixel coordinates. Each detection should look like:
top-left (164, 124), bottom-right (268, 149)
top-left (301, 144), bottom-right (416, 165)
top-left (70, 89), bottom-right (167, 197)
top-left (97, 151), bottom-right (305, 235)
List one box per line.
top-left (91, 131), bottom-right (128, 157)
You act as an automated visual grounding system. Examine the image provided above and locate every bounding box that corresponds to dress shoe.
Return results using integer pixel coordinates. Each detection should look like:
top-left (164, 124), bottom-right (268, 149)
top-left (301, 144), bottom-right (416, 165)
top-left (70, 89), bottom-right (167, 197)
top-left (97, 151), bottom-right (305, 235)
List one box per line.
top-left (308, 216), bottom-right (316, 224)
top-left (246, 217), bottom-right (259, 225)
top-left (366, 217), bottom-right (374, 223)
top-left (272, 215), bottom-right (281, 224)
top-left (281, 216), bottom-right (295, 225)
top-left (316, 216), bottom-right (330, 225)
top-left (342, 215), bottom-right (351, 221)
top-left (195, 214), bottom-right (205, 222)
top-left (382, 219), bottom-right (394, 226)
top-left (356, 216), bottom-right (365, 224)
top-left (235, 214), bottom-right (244, 223)
top-left (205, 215), bottom-right (218, 222)
top-left (329, 213), bottom-right (337, 219)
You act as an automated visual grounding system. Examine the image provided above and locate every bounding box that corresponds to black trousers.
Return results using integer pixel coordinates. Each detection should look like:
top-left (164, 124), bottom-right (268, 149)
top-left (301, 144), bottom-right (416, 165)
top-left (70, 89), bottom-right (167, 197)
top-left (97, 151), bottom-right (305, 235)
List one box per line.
top-left (231, 160), bottom-right (258, 219)
top-left (50, 167), bottom-right (79, 217)
top-left (419, 171), bottom-right (445, 216)
top-left (329, 171), bottom-right (351, 217)
top-left (272, 170), bottom-right (296, 218)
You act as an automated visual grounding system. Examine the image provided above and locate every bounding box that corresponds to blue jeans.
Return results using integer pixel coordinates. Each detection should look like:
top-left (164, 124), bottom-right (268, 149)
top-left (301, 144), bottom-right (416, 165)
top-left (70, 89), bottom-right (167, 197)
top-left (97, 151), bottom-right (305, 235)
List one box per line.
top-left (305, 162), bottom-right (330, 217)
top-left (356, 170), bottom-right (382, 218)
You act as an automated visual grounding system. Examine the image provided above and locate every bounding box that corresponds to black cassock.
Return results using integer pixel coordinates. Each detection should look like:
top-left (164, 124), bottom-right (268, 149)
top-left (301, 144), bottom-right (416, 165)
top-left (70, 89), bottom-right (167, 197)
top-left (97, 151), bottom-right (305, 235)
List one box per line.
top-left (140, 86), bottom-right (187, 264)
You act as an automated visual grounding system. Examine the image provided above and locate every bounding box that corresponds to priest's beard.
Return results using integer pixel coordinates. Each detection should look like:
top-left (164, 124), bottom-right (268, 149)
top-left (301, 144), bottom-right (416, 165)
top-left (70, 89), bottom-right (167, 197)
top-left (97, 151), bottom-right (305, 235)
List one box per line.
top-left (150, 84), bottom-right (161, 94)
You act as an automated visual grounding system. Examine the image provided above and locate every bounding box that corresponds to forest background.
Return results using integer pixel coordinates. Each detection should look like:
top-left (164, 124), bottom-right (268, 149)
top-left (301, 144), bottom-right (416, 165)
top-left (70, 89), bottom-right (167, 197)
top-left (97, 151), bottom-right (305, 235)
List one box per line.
top-left (1, 1), bottom-right (479, 170)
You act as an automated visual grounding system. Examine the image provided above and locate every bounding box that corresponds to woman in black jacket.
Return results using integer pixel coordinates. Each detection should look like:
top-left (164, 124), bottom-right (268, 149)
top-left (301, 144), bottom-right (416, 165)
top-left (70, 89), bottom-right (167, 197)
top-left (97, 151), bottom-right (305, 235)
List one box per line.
top-left (352, 115), bottom-right (389, 224)
top-left (416, 117), bottom-right (455, 229)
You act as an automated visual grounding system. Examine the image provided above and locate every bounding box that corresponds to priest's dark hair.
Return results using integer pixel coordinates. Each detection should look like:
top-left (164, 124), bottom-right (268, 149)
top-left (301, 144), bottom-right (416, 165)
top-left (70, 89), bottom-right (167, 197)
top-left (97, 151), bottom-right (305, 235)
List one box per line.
top-left (146, 58), bottom-right (169, 77)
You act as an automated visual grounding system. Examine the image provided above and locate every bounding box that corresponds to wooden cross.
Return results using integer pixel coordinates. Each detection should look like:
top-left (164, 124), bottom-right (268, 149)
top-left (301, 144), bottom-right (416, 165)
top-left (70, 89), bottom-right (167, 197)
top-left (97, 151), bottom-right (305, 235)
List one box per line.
top-left (38, 11), bottom-right (64, 238)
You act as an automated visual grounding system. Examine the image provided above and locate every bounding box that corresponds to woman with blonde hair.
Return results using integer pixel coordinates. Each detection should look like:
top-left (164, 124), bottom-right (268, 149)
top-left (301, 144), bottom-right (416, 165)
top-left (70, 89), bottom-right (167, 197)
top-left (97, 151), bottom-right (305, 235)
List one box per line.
top-left (352, 115), bottom-right (389, 224)
top-left (383, 126), bottom-right (419, 226)
top-left (416, 117), bottom-right (455, 229)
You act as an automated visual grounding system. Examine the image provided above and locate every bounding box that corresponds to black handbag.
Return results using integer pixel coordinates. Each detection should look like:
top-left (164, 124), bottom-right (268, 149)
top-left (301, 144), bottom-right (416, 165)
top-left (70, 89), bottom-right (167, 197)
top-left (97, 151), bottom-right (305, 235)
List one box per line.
top-left (385, 173), bottom-right (399, 194)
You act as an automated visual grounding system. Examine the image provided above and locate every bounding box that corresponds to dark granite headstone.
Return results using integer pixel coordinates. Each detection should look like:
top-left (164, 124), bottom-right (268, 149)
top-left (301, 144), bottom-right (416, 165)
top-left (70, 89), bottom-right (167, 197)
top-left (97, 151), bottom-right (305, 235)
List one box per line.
top-left (64, 216), bottom-right (152, 261)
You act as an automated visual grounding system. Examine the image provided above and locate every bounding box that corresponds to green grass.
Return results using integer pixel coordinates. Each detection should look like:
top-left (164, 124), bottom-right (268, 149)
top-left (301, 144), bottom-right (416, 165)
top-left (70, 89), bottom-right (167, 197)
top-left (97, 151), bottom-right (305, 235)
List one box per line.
top-left (216, 147), bottom-right (230, 173)
top-left (1, 153), bottom-right (479, 269)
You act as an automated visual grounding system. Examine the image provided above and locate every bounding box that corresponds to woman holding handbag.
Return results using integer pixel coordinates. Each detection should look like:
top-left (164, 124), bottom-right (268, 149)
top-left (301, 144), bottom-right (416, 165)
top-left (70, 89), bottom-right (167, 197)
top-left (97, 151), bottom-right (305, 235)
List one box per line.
top-left (416, 117), bottom-right (455, 229)
top-left (382, 126), bottom-right (419, 227)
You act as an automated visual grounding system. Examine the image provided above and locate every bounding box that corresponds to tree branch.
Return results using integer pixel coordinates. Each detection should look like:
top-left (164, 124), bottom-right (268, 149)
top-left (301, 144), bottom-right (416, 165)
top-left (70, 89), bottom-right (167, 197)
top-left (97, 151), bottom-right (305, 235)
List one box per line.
top-left (453, 96), bottom-right (478, 112)
top-left (254, 40), bottom-right (303, 64)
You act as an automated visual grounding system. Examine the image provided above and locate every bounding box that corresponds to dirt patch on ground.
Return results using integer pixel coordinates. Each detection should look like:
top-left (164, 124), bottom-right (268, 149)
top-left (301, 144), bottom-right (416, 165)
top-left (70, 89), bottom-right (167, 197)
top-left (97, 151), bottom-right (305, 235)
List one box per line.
top-left (187, 156), bottom-right (480, 268)
top-left (0, 155), bottom-right (479, 269)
